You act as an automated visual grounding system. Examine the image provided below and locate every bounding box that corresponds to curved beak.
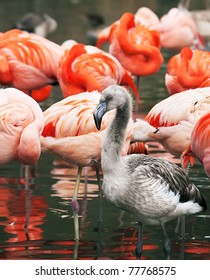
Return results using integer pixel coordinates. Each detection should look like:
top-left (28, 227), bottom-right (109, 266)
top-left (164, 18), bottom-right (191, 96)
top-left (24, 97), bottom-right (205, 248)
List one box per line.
top-left (93, 101), bottom-right (107, 130)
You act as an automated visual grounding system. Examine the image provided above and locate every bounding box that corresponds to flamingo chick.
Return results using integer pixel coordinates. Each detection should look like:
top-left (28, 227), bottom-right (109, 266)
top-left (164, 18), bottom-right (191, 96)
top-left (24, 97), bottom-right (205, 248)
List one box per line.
top-left (41, 90), bottom-right (135, 241)
top-left (93, 85), bottom-right (207, 259)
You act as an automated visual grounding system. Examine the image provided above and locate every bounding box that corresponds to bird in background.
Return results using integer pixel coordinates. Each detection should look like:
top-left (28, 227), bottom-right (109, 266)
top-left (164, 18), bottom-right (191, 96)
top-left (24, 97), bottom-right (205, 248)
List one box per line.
top-left (0, 87), bottom-right (44, 184)
top-left (0, 29), bottom-right (64, 102)
top-left (61, 39), bottom-right (78, 50)
top-left (13, 12), bottom-right (57, 38)
top-left (84, 13), bottom-right (106, 45)
top-left (98, 12), bottom-right (163, 78)
top-left (134, 7), bottom-right (160, 30)
top-left (182, 111), bottom-right (210, 177)
top-left (96, 7), bottom-right (205, 51)
top-left (178, 0), bottom-right (210, 48)
top-left (131, 87), bottom-right (210, 158)
top-left (93, 84), bottom-right (207, 260)
top-left (96, 7), bottom-right (160, 49)
top-left (166, 47), bottom-right (210, 95)
top-left (159, 7), bottom-right (205, 50)
top-left (57, 43), bottom-right (141, 103)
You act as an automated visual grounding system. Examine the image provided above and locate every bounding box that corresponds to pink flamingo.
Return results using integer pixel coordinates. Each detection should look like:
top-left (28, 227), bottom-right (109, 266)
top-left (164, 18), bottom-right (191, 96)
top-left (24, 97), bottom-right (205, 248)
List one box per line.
top-left (0, 29), bottom-right (64, 102)
top-left (57, 43), bottom-right (140, 103)
top-left (134, 7), bottom-right (160, 30)
top-left (132, 87), bottom-right (210, 158)
top-left (96, 7), bottom-right (160, 49)
top-left (182, 111), bottom-right (210, 177)
top-left (103, 12), bottom-right (163, 78)
top-left (96, 7), bottom-right (204, 51)
top-left (159, 7), bottom-right (205, 49)
top-left (165, 47), bottom-right (210, 95)
top-left (0, 87), bottom-right (44, 165)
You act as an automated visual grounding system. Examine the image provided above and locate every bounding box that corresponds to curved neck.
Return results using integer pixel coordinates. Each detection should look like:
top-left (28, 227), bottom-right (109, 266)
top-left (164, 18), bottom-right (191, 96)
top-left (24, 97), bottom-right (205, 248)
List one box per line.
top-left (58, 44), bottom-right (87, 91)
top-left (117, 13), bottom-right (163, 75)
top-left (102, 98), bottom-right (131, 163)
top-left (178, 48), bottom-right (206, 87)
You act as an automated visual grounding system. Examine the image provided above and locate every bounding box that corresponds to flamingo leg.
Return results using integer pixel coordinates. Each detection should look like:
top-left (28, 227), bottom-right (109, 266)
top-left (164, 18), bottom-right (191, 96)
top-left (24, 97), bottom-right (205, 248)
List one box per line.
top-left (136, 75), bottom-right (140, 92)
top-left (95, 166), bottom-right (103, 222)
top-left (135, 221), bottom-right (143, 260)
top-left (24, 172), bottom-right (31, 242)
top-left (185, 161), bottom-right (191, 175)
top-left (71, 166), bottom-right (82, 242)
top-left (160, 221), bottom-right (171, 260)
top-left (24, 164), bottom-right (31, 187)
top-left (80, 166), bottom-right (88, 239)
top-left (180, 215), bottom-right (186, 259)
top-left (73, 239), bottom-right (79, 260)
top-left (95, 166), bottom-right (104, 258)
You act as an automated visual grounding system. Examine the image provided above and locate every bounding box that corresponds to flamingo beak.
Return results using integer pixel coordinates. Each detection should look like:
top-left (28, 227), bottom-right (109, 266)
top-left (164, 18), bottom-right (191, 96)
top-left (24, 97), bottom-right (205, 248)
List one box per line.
top-left (93, 101), bottom-right (107, 130)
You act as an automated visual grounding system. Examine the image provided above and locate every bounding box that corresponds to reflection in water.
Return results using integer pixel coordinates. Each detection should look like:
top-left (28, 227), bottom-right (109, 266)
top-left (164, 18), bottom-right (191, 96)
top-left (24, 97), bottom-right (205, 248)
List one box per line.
top-left (0, 158), bottom-right (209, 260)
top-left (0, 0), bottom-right (210, 260)
top-left (185, 240), bottom-right (210, 260)
top-left (0, 176), bottom-right (48, 258)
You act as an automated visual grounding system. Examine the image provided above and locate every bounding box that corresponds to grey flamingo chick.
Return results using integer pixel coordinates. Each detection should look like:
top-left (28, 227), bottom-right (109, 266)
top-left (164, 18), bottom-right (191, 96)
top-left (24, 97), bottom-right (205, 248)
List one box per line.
top-left (93, 85), bottom-right (207, 259)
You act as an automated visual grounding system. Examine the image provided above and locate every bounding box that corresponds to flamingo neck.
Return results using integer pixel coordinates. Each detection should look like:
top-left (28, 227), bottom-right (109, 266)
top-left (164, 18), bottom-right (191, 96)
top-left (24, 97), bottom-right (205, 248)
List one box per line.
top-left (178, 48), bottom-right (206, 87)
top-left (102, 98), bottom-right (131, 166)
top-left (113, 13), bottom-right (163, 76)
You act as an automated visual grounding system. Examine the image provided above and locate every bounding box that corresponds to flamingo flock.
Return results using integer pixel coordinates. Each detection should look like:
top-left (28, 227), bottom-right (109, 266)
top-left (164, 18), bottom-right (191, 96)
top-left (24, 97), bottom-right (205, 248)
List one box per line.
top-left (0, 3), bottom-right (210, 260)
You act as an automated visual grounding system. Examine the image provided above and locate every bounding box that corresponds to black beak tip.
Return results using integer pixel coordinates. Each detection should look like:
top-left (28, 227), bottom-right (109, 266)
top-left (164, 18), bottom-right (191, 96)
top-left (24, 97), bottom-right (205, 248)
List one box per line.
top-left (93, 101), bottom-right (107, 130)
top-left (93, 112), bottom-right (101, 130)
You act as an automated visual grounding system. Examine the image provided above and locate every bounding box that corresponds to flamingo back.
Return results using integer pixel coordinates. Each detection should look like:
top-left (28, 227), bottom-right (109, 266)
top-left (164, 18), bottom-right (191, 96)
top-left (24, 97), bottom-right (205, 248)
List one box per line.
top-left (166, 47), bottom-right (210, 94)
top-left (57, 43), bottom-right (140, 102)
top-left (108, 12), bottom-right (163, 76)
top-left (0, 29), bottom-right (63, 91)
top-left (0, 87), bottom-right (44, 164)
top-left (42, 91), bottom-right (115, 138)
top-left (145, 87), bottom-right (210, 127)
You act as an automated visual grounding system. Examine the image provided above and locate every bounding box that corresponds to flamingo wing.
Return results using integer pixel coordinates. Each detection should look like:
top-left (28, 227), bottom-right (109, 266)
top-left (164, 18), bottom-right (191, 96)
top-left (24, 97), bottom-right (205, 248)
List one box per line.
top-left (145, 87), bottom-right (210, 127)
top-left (0, 87), bottom-right (44, 164)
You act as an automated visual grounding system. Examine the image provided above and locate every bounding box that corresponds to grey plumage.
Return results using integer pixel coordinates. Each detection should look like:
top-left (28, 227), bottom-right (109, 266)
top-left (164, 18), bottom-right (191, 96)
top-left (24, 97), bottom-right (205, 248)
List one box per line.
top-left (14, 13), bottom-right (57, 37)
top-left (93, 85), bottom-right (207, 259)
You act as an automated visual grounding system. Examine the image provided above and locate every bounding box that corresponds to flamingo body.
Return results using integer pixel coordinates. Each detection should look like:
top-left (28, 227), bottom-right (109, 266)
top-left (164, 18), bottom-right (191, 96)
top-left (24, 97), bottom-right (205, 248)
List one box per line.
top-left (96, 7), bottom-right (160, 49)
top-left (133, 87), bottom-right (210, 157)
top-left (0, 29), bottom-right (63, 101)
top-left (57, 43), bottom-right (140, 103)
top-left (0, 87), bottom-right (44, 165)
top-left (107, 13), bottom-right (163, 76)
top-left (159, 8), bottom-right (204, 49)
top-left (166, 47), bottom-right (210, 95)
top-left (93, 85), bottom-right (207, 259)
top-left (182, 111), bottom-right (210, 176)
